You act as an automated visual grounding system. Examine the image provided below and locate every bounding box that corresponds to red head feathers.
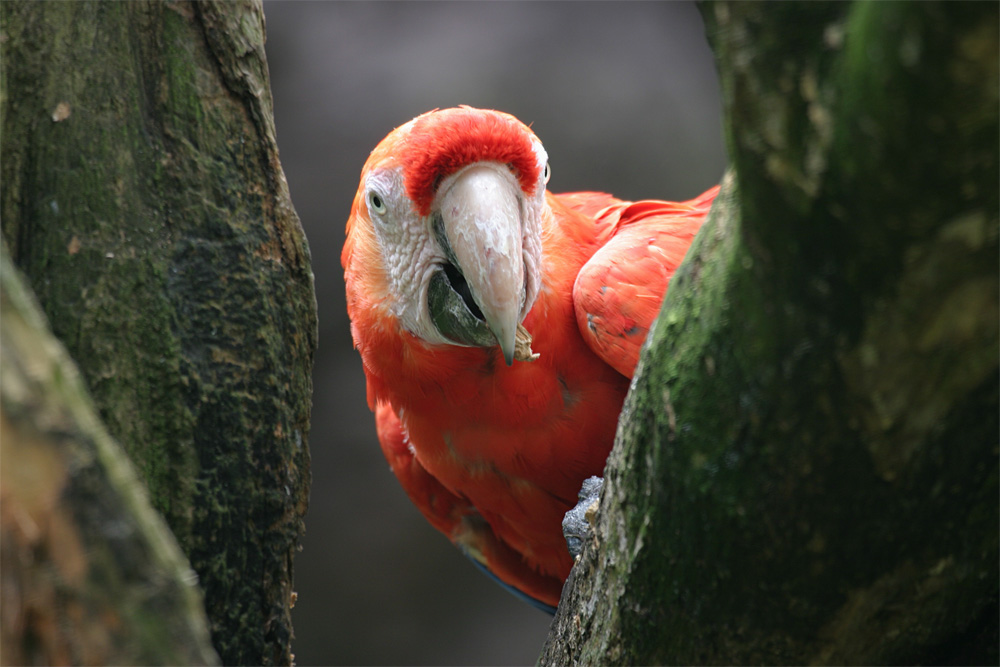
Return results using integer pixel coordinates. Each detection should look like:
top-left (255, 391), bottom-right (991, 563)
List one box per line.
top-left (399, 107), bottom-right (542, 217)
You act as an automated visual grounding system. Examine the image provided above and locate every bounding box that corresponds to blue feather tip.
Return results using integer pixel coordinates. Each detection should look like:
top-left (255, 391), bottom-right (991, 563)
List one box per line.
top-left (465, 555), bottom-right (557, 615)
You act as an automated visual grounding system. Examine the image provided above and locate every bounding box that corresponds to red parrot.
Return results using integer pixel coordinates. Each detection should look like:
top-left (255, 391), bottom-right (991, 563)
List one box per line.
top-left (343, 106), bottom-right (717, 611)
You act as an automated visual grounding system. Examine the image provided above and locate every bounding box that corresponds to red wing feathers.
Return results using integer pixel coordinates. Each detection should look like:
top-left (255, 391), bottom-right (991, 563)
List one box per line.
top-left (568, 185), bottom-right (718, 377)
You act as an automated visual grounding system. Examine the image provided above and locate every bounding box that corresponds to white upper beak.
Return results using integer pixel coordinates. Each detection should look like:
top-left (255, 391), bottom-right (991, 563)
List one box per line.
top-left (437, 164), bottom-right (525, 365)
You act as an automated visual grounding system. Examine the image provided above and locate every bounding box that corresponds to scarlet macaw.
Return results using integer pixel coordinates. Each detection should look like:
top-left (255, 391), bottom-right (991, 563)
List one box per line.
top-left (343, 107), bottom-right (717, 611)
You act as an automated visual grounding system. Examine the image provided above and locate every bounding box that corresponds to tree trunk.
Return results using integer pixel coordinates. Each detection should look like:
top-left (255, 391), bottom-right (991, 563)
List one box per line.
top-left (1, 242), bottom-right (220, 666)
top-left (541, 2), bottom-right (998, 664)
top-left (1, 1), bottom-right (316, 664)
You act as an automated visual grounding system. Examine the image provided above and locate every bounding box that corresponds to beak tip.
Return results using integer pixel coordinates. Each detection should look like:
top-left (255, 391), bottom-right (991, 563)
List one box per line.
top-left (498, 331), bottom-right (516, 366)
top-left (493, 324), bottom-right (517, 366)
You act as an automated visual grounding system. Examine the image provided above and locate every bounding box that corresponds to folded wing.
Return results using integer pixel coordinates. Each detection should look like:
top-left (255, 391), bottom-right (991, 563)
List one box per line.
top-left (569, 186), bottom-right (719, 377)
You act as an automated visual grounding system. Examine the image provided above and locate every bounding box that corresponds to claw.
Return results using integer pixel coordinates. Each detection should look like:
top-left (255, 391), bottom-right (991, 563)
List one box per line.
top-left (562, 476), bottom-right (604, 559)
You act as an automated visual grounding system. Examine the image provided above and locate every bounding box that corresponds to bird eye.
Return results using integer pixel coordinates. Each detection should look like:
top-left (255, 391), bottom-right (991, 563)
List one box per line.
top-left (368, 191), bottom-right (386, 214)
top-left (543, 163), bottom-right (551, 184)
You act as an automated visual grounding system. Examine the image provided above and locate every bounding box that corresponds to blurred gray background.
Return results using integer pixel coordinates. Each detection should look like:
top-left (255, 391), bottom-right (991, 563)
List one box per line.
top-left (261, 2), bottom-right (726, 664)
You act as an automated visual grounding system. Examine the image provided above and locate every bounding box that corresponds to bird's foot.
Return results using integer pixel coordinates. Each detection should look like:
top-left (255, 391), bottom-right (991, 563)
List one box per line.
top-left (562, 476), bottom-right (603, 560)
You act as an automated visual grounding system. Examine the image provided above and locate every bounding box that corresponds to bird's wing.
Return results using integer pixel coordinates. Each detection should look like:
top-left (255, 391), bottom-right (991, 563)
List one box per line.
top-left (569, 185), bottom-right (719, 378)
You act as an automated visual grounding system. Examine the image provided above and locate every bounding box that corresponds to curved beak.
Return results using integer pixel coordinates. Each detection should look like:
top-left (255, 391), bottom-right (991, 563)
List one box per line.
top-left (437, 164), bottom-right (526, 365)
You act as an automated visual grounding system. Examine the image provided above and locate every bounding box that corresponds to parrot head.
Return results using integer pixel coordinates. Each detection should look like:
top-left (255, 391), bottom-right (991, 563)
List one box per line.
top-left (344, 107), bottom-right (550, 365)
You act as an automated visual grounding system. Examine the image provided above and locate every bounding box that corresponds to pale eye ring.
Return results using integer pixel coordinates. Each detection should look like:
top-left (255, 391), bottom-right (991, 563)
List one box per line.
top-left (543, 163), bottom-right (551, 183)
top-left (368, 190), bottom-right (387, 214)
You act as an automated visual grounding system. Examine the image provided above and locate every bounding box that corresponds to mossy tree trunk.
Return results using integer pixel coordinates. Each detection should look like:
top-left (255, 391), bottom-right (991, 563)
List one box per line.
top-left (1, 1), bottom-right (316, 664)
top-left (1, 242), bottom-right (220, 666)
top-left (541, 2), bottom-right (997, 664)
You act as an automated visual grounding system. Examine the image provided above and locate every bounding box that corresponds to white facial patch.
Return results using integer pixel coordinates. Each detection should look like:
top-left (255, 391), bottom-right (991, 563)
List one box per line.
top-left (364, 166), bottom-right (453, 346)
top-left (363, 137), bottom-right (550, 351)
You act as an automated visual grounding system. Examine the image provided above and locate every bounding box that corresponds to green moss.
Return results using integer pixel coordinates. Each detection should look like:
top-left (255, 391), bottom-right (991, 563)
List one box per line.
top-left (544, 3), bottom-right (997, 664)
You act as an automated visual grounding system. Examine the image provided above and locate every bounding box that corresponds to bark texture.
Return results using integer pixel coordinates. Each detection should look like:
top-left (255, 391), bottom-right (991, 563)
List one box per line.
top-left (1, 1), bottom-right (316, 664)
top-left (540, 2), bottom-right (998, 664)
top-left (1, 243), bottom-right (220, 666)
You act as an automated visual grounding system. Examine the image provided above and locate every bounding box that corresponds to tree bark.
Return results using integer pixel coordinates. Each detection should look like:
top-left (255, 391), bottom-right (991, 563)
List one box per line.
top-left (1, 242), bottom-right (220, 666)
top-left (1, 1), bottom-right (316, 664)
top-left (541, 2), bottom-right (998, 664)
